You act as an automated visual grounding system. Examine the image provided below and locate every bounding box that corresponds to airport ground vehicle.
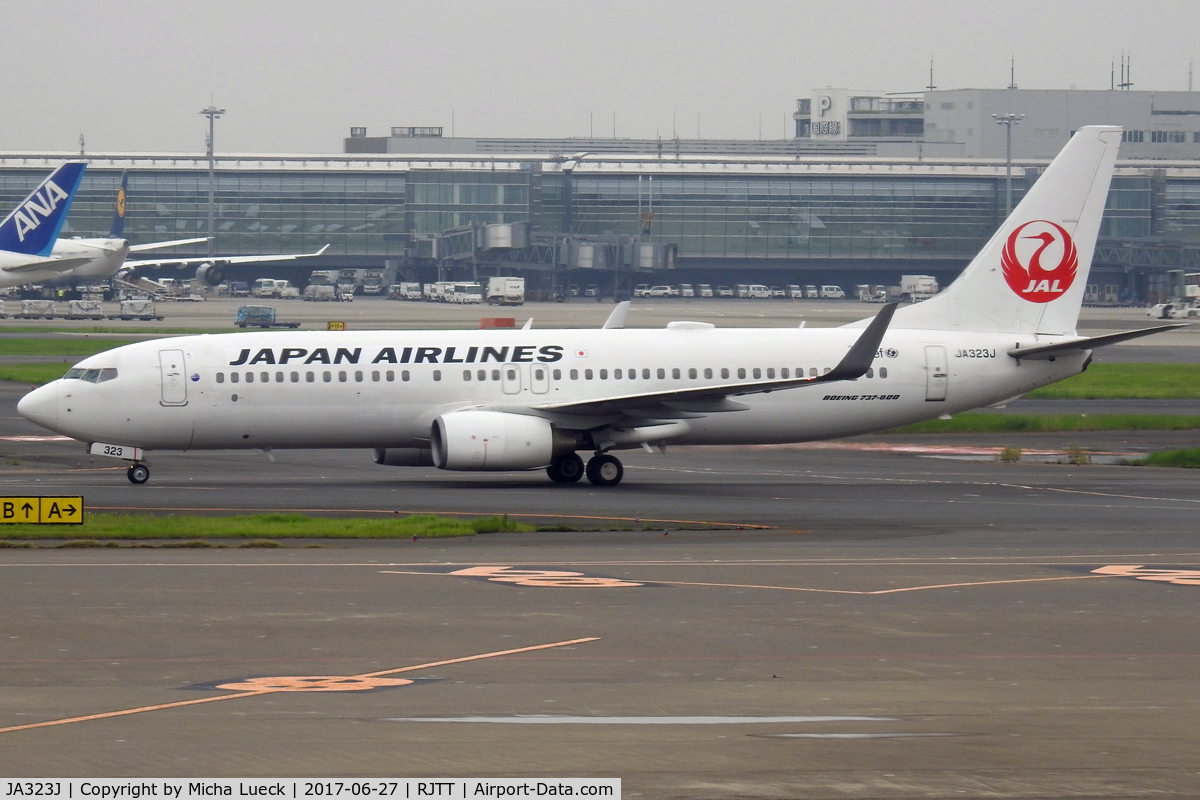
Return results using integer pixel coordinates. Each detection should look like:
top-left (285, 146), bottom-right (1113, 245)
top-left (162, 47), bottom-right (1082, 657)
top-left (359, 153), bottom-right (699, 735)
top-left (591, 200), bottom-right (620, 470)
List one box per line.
top-left (25, 128), bottom-right (1180, 489)
top-left (252, 279), bottom-right (298, 299)
top-left (234, 305), bottom-right (300, 329)
top-left (646, 285), bottom-right (673, 298)
top-left (633, 284), bottom-right (651, 298)
top-left (360, 270), bottom-right (386, 295)
top-left (901, 274), bottom-right (940, 302)
top-left (787, 285), bottom-right (802, 299)
top-left (716, 285), bottom-right (733, 297)
top-left (585, 284), bottom-right (599, 297)
top-left (698, 284), bottom-right (713, 298)
top-left (487, 277), bottom-right (525, 305)
top-left (804, 285), bottom-right (818, 298)
top-left (449, 283), bottom-right (484, 304)
top-left (390, 282), bottom-right (422, 300)
top-left (820, 285), bottom-right (846, 299)
top-left (737, 284), bottom-right (771, 299)
top-left (769, 286), bottom-right (785, 298)
top-left (228, 281), bottom-right (250, 297)
top-left (679, 284), bottom-right (695, 297)
top-left (302, 285), bottom-right (338, 301)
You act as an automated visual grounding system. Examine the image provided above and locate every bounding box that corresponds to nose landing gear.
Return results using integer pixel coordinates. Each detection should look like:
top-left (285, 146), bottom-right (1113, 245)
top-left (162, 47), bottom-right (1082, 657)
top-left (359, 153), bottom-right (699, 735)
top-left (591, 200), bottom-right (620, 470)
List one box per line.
top-left (127, 463), bottom-right (150, 484)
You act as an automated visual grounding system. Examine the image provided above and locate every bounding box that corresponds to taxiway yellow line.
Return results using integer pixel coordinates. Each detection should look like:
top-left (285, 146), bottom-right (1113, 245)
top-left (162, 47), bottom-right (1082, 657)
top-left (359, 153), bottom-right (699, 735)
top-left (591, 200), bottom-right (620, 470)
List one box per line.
top-left (0, 637), bottom-right (601, 736)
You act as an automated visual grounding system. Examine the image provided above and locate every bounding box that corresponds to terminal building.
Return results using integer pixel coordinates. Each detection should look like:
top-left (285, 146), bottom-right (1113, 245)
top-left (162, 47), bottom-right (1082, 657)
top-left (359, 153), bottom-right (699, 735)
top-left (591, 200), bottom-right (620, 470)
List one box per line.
top-left (2, 87), bottom-right (1200, 302)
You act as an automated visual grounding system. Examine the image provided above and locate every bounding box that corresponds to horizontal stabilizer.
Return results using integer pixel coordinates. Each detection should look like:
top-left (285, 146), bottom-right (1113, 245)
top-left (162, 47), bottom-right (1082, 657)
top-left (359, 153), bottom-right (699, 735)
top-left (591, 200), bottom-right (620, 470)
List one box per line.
top-left (5, 255), bottom-right (95, 274)
top-left (1007, 323), bottom-right (1188, 360)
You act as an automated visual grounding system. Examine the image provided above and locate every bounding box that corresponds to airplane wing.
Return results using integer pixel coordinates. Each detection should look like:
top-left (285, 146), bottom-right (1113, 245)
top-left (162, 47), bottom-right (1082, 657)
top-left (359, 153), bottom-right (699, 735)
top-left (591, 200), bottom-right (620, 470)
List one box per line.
top-left (534, 303), bottom-right (897, 418)
top-left (127, 237), bottom-right (210, 253)
top-left (123, 243), bottom-right (330, 269)
top-left (4, 255), bottom-right (97, 274)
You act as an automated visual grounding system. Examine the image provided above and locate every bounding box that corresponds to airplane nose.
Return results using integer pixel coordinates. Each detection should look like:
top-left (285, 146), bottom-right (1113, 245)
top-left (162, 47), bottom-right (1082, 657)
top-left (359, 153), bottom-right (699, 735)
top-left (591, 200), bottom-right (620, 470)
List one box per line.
top-left (18, 383), bottom-right (59, 430)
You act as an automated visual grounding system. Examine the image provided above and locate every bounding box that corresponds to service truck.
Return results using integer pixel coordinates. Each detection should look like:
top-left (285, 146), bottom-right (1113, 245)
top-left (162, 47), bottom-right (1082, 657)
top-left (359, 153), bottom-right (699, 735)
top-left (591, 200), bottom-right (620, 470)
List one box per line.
top-left (360, 269), bottom-right (386, 295)
top-left (450, 282), bottom-right (484, 304)
top-left (486, 276), bottom-right (525, 305)
top-left (900, 274), bottom-right (939, 302)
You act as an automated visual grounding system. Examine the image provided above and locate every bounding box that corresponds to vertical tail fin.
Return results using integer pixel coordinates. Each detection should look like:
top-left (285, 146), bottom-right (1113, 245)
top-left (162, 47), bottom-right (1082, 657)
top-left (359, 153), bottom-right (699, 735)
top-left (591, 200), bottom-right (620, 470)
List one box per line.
top-left (890, 125), bottom-right (1121, 335)
top-left (108, 171), bottom-right (129, 238)
top-left (0, 162), bottom-right (87, 257)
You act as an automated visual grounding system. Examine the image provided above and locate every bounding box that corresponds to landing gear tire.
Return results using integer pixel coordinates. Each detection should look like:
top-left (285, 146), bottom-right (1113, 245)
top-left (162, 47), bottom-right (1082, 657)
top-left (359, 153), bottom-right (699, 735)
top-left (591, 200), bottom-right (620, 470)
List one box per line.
top-left (127, 463), bottom-right (150, 484)
top-left (546, 453), bottom-right (585, 483)
top-left (585, 454), bottom-right (623, 487)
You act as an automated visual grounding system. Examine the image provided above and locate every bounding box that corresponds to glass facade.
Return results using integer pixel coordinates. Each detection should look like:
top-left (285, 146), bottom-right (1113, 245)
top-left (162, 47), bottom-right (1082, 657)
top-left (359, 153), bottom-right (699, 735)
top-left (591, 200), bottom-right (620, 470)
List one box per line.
top-left (0, 158), bottom-right (1193, 266)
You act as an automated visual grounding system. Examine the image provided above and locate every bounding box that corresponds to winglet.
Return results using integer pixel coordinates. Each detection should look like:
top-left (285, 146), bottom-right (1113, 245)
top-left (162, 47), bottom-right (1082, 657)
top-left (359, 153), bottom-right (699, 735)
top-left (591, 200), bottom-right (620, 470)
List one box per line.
top-left (522, 317), bottom-right (533, 330)
top-left (821, 303), bottom-right (897, 382)
top-left (602, 301), bottom-right (630, 329)
top-left (315, 244), bottom-right (331, 256)
top-left (109, 171), bottom-right (129, 238)
top-left (0, 162), bottom-right (87, 257)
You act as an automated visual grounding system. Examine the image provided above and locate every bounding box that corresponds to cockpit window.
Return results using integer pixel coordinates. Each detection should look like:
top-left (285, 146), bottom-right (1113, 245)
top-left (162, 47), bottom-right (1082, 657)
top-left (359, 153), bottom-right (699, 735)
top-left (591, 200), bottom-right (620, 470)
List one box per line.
top-left (63, 368), bottom-right (85, 380)
top-left (98, 368), bottom-right (118, 382)
top-left (82, 369), bottom-right (101, 382)
top-left (67, 368), bottom-right (118, 384)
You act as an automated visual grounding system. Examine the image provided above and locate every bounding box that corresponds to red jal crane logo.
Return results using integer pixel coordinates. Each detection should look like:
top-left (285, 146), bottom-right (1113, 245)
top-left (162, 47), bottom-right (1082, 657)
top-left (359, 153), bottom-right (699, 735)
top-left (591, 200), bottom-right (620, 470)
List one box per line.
top-left (1000, 220), bottom-right (1078, 303)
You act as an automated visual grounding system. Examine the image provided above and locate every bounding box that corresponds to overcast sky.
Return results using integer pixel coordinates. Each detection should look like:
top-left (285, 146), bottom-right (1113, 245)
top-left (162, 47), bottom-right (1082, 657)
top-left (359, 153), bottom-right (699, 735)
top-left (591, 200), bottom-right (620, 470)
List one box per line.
top-left (3, 0), bottom-right (1198, 154)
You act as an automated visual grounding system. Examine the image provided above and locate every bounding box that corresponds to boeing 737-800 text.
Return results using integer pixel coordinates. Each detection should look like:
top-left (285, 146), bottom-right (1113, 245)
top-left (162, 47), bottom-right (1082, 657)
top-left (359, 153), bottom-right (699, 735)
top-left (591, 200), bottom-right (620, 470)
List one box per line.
top-left (17, 127), bottom-right (1183, 485)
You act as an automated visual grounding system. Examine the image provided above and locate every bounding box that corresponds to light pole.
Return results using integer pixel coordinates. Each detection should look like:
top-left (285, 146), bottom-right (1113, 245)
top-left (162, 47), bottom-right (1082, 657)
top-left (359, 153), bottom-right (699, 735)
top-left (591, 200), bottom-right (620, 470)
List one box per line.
top-left (200, 104), bottom-right (226, 258)
top-left (993, 113), bottom-right (1023, 217)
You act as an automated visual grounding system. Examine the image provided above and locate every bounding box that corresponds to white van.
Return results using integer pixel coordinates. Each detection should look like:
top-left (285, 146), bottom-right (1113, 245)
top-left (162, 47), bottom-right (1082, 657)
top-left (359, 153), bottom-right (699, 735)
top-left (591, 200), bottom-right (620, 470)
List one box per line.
top-left (819, 285), bottom-right (846, 299)
top-left (746, 284), bottom-right (771, 299)
top-left (698, 284), bottom-right (714, 298)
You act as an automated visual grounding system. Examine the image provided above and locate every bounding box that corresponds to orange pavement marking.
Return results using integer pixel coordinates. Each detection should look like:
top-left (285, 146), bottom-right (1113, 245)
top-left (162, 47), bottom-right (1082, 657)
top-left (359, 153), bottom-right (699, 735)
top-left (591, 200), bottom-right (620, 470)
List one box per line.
top-left (654, 575), bottom-right (1108, 595)
top-left (0, 637), bottom-right (600, 735)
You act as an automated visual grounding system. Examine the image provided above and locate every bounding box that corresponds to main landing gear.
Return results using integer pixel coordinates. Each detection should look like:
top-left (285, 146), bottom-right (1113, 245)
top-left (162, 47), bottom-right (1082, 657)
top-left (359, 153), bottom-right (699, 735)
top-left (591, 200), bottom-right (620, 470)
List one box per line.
top-left (126, 463), bottom-right (150, 484)
top-left (545, 452), bottom-right (625, 486)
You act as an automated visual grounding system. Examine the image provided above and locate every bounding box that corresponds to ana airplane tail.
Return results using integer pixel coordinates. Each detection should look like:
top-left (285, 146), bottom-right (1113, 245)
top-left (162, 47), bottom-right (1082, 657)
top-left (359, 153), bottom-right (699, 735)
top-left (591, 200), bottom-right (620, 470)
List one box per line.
top-left (0, 162), bottom-right (87, 258)
top-left (109, 171), bottom-right (129, 238)
top-left (889, 125), bottom-right (1122, 336)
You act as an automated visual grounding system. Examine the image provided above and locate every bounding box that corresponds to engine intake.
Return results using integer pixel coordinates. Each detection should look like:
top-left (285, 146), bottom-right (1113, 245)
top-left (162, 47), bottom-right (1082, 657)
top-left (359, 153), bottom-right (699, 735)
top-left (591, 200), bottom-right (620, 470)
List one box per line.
top-left (431, 411), bottom-right (574, 471)
top-left (196, 262), bottom-right (224, 287)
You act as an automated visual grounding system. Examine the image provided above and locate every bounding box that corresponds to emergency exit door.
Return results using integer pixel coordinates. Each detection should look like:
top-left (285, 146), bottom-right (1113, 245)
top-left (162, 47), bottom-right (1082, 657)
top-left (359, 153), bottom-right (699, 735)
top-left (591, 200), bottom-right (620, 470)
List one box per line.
top-left (924, 346), bottom-right (948, 402)
top-left (159, 349), bottom-right (188, 406)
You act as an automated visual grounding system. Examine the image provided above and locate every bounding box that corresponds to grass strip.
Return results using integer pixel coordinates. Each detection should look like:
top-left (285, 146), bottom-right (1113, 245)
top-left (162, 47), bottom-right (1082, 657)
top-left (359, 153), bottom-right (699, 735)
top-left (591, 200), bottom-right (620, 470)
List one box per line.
top-left (1138, 448), bottom-right (1200, 468)
top-left (0, 363), bottom-right (77, 385)
top-left (890, 413), bottom-right (1200, 434)
top-left (1024, 363), bottom-right (1200, 400)
top-left (0, 339), bottom-right (131, 357)
top-left (0, 512), bottom-right (534, 541)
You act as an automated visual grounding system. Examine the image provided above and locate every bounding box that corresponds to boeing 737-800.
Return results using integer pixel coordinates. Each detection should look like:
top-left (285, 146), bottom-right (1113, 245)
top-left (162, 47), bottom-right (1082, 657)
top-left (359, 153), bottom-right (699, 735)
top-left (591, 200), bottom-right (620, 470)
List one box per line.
top-left (17, 127), bottom-right (1184, 486)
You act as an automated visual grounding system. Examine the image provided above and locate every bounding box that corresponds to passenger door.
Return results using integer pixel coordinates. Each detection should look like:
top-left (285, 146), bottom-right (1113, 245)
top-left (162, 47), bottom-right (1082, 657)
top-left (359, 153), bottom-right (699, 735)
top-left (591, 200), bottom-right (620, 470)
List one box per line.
top-left (502, 364), bottom-right (522, 395)
top-left (924, 346), bottom-right (948, 402)
top-left (530, 364), bottom-right (549, 394)
top-left (159, 349), bottom-right (188, 406)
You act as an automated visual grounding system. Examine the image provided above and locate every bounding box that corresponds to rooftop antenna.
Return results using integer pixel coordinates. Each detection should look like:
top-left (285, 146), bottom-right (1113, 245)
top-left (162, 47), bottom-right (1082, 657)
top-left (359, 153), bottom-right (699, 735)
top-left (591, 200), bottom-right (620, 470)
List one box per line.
top-left (926, 58), bottom-right (936, 92)
top-left (1190, 61), bottom-right (1194, 92)
top-left (1119, 52), bottom-right (1133, 91)
top-left (1111, 58), bottom-right (1115, 90)
top-left (1007, 56), bottom-right (1017, 90)
top-left (78, 131), bottom-right (85, 157)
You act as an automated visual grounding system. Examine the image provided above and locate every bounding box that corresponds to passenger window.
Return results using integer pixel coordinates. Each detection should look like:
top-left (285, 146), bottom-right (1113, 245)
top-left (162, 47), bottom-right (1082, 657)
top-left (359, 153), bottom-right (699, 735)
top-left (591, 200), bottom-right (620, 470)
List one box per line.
top-left (338, 371), bottom-right (347, 382)
top-left (275, 372), bottom-right (284, 382)
top-left (491, 369), bottom-right (500, 381)
top-left (231, 372), bottom-right (240, 383)
top-left (721, 368), bottom-right (729, 379)
top-left (260, 372), bottom-right (269, 383)
top-left (216, 373), bottom-right (225, 384)
top-left (866, 367), bottom-right (874, 378)
top-left (879, 367), bottom-right (888, 378)
top-left (401, 370), bottom-right (410, 381)
top-left (534, 368), bottom-right (544, 380)
top-left (584, 369), bottom-right (593, 380)
top-left (570, 369), bottom-right (578, 380)
top-left (704, 368), bottom-right (712, 379)
top-left (388, 370), bottom-right (396, 381)
top-left (781, 368), bottom-right (789, 378)
top-left (656, 368), bottom-right (665, 379)
top-left (292, 372), bottom-right (300, 382)
top-left (371, 371), bottom-right (379, 382)
top-left (822, 367), bottom-right (831, 375)
top-left (463, 370), bottom-right (472, 381)
top-left (305, 372), bottom-right (314, 382)
top-left (245, 372), bottom-right (254, 383)
top-left (552, 369), bottom-right (561, 380)
top-left (642, 368), bottom-right (650, 379)
top-left (753, 368), bottom-right (761, 379)
top-left (99, 368), bottom-right (118, 382)
top-left (809, 368), bottom-right (818, 377)
top-left (629, 369), bottom-right (636, 380)
top-left (355, 371), bottom-right (363, 382)
top-left (323, 371), bottom-right (332, 382)
top-left (688, 368), bottom-right (697, 379)
top-left (599, 369), bottom-right (607, 380)
top-left (737, 368), bottom-right (746, 379)
top-left (433, 370), bottom-right (442, 381)
top-left (614, 369), bottom-right (622, 379)
top-left (672, 368), bottom-right (680, 379)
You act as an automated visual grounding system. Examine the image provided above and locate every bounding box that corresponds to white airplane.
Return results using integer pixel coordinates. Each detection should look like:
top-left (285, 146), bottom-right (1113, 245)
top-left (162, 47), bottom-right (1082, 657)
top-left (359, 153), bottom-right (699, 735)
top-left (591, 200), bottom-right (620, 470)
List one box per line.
top-left (0, 166), bottom-right (329, 290)
top-left (18, 126), bottom-right (1184, 486)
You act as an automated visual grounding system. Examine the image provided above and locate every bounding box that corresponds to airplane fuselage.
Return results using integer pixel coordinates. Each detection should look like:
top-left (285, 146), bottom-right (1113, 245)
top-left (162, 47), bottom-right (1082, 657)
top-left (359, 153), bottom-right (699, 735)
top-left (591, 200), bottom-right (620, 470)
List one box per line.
top-left (20, 326), bottom-right (1088, 453)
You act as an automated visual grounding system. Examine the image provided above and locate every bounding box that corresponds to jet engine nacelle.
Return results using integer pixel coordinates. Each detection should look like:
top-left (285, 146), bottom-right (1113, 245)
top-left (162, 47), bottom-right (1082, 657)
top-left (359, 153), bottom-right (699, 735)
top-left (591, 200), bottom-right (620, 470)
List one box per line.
top-left (372, 447), bottom-right (434, 467)
top-left (431, 411), bottom-right (572, 471)
top-left (196, 262), bottom-right (224, 287)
